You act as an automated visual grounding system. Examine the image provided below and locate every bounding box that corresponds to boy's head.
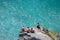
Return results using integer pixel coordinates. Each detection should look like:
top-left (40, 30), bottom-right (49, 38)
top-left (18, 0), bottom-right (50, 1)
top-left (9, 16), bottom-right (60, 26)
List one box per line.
top-left (37, 23), bottom-right (39, 24)
top-left (23, 26), bottom-right (24, 27)
top-left (27, 27), bottom-right (29, 28)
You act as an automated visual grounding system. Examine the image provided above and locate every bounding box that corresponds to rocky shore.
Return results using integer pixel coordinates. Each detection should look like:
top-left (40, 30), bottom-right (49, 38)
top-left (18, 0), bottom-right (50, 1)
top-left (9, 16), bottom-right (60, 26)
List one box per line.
top-left (18, 26), bottom-right (60, 40)
top-left (18, 27), bottom-right (53, 40)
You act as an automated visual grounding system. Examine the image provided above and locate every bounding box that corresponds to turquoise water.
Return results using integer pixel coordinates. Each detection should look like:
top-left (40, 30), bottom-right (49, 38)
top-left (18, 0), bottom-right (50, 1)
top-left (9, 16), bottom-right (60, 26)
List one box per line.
top-left (0, 0), bottom-right (60, 40)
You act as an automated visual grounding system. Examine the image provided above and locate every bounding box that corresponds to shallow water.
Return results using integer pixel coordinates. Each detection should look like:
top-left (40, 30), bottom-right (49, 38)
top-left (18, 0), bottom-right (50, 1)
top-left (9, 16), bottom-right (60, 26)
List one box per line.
top-left (0, 0), bottom-right (60, 40)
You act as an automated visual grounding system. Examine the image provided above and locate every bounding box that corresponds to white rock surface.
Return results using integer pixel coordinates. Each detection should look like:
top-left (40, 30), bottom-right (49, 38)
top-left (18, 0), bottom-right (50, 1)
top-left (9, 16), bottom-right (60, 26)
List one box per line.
top-left (28, 28), bottom-right (52, 40)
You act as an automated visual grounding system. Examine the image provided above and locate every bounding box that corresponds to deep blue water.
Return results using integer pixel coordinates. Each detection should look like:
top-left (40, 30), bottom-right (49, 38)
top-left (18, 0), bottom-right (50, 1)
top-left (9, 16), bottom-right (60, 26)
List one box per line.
top-left (0, 0), bottom-right (60, 40)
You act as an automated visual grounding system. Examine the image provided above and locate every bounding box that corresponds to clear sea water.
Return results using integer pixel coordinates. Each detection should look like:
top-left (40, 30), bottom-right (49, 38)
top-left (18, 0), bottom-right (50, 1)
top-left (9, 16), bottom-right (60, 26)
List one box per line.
top-left (0, 0), bottom-right (60, 40)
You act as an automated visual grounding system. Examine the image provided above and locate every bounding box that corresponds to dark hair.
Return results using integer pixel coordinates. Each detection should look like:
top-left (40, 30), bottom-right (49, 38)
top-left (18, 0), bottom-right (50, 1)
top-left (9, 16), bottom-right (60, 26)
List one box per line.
top-left (37, 23), bottom-right (39, 24)
top-left (27, 27), bottom-right (29, 28)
